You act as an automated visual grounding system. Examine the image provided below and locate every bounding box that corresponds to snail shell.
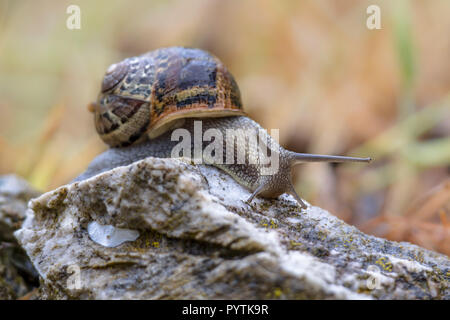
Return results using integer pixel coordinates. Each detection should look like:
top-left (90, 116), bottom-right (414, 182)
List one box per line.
top-left (91, 47), bottom-right (245, 147)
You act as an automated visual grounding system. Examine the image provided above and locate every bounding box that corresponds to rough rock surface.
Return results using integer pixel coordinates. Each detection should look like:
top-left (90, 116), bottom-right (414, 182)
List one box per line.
top-left (14, 158), bottom-right (450, 299)
top-left (0, 175), bottom-right (40, 299)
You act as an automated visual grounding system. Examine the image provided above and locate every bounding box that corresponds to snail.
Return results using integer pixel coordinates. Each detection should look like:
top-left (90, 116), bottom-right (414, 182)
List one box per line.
top-left (75, 47), bottom-right (371, 209)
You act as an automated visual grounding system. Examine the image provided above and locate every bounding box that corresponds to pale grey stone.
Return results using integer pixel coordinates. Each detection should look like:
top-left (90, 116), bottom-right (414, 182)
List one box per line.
top-left (0, 175), bottom-right (40, 299)
top-left (14, 158), bottom-right (450, 299)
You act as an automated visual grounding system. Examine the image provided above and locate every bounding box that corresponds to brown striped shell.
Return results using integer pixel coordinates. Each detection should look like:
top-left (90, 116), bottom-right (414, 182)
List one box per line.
top-left (90, 47), bottom-right (245, 147)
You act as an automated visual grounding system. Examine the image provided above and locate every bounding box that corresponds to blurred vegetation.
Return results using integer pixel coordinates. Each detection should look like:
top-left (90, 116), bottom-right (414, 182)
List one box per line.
top-left (0, 0), bottom-right (449, 255)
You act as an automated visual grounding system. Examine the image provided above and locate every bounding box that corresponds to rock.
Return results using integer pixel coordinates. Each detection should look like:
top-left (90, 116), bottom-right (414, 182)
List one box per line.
top-left (14, 158), bottom-right (450, 299)
top-left (0, 175), bottom-right (40, 299)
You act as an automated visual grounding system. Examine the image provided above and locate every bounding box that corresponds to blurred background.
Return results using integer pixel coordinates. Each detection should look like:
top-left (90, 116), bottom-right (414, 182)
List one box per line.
top-left (0, 0), bottom-right (449, 255)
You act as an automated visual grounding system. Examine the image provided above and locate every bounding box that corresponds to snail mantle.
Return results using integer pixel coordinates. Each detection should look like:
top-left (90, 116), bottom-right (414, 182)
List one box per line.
top-left (14, 157), bottom-right (450, 299)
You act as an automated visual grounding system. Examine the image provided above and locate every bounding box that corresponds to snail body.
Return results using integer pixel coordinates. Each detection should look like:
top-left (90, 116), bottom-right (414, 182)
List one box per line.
top-left (77, 47), bottom-right (371, 209)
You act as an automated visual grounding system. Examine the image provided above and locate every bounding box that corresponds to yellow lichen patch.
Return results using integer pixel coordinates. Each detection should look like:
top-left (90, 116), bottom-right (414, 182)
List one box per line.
top-left (432, 266), bottom-right (443, 277)
top-left (375, 257), bottom-right (393, 272)
top-left (260, 219), bottom-right (278, 229)
top-left (130, 230), bottom-right (162, 251)
top-left (266, 287), bottom-right (283, 299)
top-left (273, 288), bottom-right (282, 298)
top-left (414, 251), bottom-right (425, 264)
top-left (289, 240), bottom-right (303, 250)
top-left (316, 230), bottom-right (327, 241)
top-left (269, 220), bottom-right (278, 229)
top-left (343, 239), bottom-right (352, 248)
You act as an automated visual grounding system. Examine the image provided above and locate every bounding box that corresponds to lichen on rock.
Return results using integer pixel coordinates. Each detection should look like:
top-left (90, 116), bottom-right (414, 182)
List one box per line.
top-left (13, 158), bottom-right (450, 299)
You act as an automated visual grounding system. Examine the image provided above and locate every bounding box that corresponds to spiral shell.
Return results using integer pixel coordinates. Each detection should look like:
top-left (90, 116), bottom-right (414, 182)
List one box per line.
top-left (92, 47), bottom-right (245, 147)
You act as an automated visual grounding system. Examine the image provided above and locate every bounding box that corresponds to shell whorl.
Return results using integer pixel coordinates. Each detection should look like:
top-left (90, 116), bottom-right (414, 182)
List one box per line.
top-left (92, 47), bottom-right (245, 147)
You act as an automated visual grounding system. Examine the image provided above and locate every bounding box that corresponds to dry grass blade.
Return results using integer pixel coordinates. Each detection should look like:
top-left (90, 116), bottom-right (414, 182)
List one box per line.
top-left (405, 179), bottom-right (450, 221)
